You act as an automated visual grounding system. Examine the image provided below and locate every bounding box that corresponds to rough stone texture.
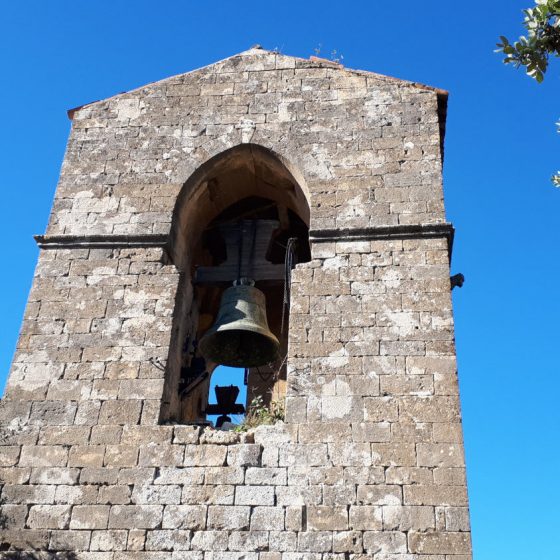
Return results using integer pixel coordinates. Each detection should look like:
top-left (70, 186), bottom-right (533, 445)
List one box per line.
top-left (0, 48), bottom-right (472, 558)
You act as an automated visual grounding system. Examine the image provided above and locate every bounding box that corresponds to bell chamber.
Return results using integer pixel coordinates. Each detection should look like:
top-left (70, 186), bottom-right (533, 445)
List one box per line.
top-left (164, 192), bottom-right (310, 425)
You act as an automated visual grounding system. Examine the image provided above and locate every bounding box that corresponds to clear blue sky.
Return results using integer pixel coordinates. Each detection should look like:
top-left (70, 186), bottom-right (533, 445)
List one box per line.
top-left (1, 2), bottom-right (559, 558)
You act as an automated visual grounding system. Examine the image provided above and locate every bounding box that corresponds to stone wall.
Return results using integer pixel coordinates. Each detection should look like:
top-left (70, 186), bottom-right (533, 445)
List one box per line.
top-left (0, 48), bottom-right (472, 558)
top-left (4, 246), bottom-right (178, 418)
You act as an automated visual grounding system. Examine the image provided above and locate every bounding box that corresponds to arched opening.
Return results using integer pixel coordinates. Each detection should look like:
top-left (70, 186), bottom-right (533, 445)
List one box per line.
top-left (160, 144), bottom-right (310, 425)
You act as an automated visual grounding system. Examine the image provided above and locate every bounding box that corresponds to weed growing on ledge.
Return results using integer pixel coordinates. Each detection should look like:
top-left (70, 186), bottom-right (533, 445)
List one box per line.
top-left (234, 395), bottom-right (285, 432)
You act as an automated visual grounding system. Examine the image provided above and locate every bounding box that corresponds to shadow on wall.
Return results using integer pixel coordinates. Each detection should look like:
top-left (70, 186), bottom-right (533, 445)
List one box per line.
top-left (0, 506), bottom-right (79, 558)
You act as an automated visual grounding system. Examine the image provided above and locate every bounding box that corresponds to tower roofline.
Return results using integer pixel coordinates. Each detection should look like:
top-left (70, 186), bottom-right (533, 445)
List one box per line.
top-left (67, 46), bottom-right (448, 120)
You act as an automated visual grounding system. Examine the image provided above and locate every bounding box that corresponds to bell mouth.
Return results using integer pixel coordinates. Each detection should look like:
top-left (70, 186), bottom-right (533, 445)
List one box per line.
top-left (199, 328), bottom-right (279, 368)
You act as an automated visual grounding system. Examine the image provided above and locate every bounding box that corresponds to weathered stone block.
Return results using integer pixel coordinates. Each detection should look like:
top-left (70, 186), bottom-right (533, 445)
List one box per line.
top-left (245, 467), bottom-right (287, 486)
top-left (28, 400), bottom-right (77, 427)
top-left (105, 444), bottom-right (140, 467)
top-left (98, 399), bottom-right (142, 424)
top-left (291, 465), bottom-right (344, 486)
top-left (285, 505), bottom-right (304, 531)
top-left (207, 505), bottom-right (251, 530)
top-left (297, 531), bottom-right (333, 552)
top-left (190, 530), bottom-right (229, 551)
top-left (98, 485), bottom-right (132, 505)
top-left (299, 422), bottom-right (351, 443)
top-left (226, 444), bottom-right (262, 467)
top-left (139, 443), bottom-right (184, 467)
top-left (278, 443), bottom-right (328, 467)
top-left (328, 442), bottom-right (372, 466)
top-left (433, 422), bottom-right (464, 442)
top-left (183, 444), bottom-right (228, 467)
top-left (0, 447), bottom-right (21, 468)
top-left (404, 484), bottom-right (468, 506)
top-left (399, 396), bottom-right (461, 422)
top-left (357, 485), bottom-right (402, 506)
top-left (253, 422), bottom-right (293, 445)
top-left (145, 529), bottom-right (191, 551)
top-left (408, 531), bottom-right (472, 554)
top-left (235, 485), bottom-right (275, 506)
top-left (19, 445), bottom-right (68, 467)
top-left (38, 425), bottom-right (91, 445)
top-left (1, 484), bottom-right (56, 504)
top-left (75, 400), bottom-right (102, 426)
top-left (80, 466), bottom-right (120, 485)
top-left (162, 505), bottom-right (207, 529)
top-left (119, 379), bottom-right (165, 400)
top-left (199, 429), bottom-right (241, 445)
top-left (444, 506), bottom-right (471, 531)
top-left (259, 553), bottom-right (282, 560)
top-left (382, 505), bottom-right (435, 531)
top-left (90, 529), bottom-right (128, 551)
top-left (173, 425), bottom-right (201, 444)
top-left (307, 506), bottom-right (348, 531)
top-left (363, 397), bottom-right (398, 422)
top-left (351, 422), bottom-right (390, 447)
top-left (118, 467), bottom-right (157, 485)
top-left (417, 443), bottom-right (465, 467)
top-left (0, 504), bottom-right (28, 528)
top-left (0, 467), bottom-right (31, 485)
top-left (250, 506), bottom-right (285, 530)
top-left (227, 530), bottom-right (270, 552)
top-left (276, 485), bottom-right (322, 507)
top-left (68, 444), bottom-right (105, 467)
top-left (28, 504), bottom-right (71, 529)
top-left (132, 484), bottom-right (182, 505)
top-left (433, 466), bottom-right (467, 486)
top-left (363, 530), bottom-right (407, 554)
top-left (385, 466), bottom-right (433, 485)
top-left (108, 505), bottom-right (163, 529)
top-left (49, 529), bottom-right (92, 550)
top-left (205, 466), bottom-right (245, 485)
top-left (349, 506), bottom-right (383, 530)
top-left (333, 531), bottom-right (363, 553)
top-left (126, 529), bottom-right (147, 551)
top-left (70, 505), bottom-right (110, 529)
top-left (55, 484), bottom-right (98, 504)
top-left (182, 485), bottom-right (235, 506)
top-left (154, 467), bottom-right (205, 485)
top-left (0, 529), bottom-right (49, 550)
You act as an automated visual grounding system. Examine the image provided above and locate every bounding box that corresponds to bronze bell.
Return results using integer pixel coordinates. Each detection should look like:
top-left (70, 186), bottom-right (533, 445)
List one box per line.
top-left (199, 281), bottom-right (280, 368)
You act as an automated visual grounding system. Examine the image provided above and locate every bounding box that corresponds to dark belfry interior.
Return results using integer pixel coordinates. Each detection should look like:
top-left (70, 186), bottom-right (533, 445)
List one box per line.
top-left (160, 145), bottom-right (310, 425)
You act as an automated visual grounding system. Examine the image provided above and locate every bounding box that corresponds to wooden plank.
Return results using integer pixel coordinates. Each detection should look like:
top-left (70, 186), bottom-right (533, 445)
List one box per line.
top-left (195, 263), bottom-right (284, 283)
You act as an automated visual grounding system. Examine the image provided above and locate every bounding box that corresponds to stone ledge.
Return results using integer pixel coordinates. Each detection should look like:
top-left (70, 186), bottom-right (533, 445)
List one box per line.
top-left (310, 223), bottom-right (454, 252)
top-left (34, 234), bottom-right (168, 250)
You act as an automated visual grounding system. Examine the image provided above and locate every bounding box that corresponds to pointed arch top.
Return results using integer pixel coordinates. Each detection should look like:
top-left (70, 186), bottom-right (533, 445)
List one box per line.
top-left (168, 144), bottom-right (311, 269)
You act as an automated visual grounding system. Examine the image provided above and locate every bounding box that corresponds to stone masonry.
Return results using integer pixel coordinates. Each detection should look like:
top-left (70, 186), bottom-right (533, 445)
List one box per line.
top-left (0, 48), bottom-right (472, 558)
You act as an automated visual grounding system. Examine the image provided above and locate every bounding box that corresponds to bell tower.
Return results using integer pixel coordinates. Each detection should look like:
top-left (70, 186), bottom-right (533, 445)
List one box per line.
top-left (0, 48), bottom-right (472, 558)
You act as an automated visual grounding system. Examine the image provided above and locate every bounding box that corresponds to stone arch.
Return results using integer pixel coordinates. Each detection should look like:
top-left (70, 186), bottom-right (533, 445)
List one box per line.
top-left (160, 144), bottom-right (311, 423)
top-left (167, 143), bottom-right (311, 271)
